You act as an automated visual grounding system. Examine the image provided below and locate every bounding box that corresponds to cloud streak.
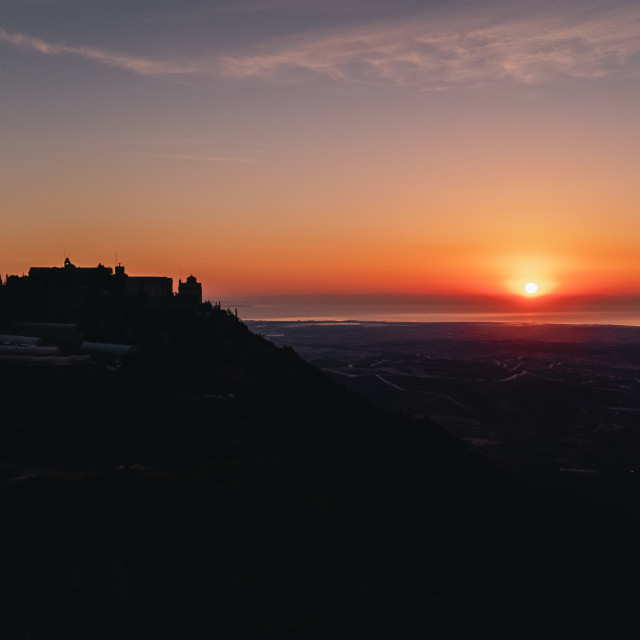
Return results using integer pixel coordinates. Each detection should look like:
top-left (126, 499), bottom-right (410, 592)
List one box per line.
top-left (217, 6), bottom-right (640, 87)
top-left (0, 26), bottom-right (194, 75)
top-left (155, 155), bottom-right (259, 162)
top-left (2, 3), bottom-right (639, 88)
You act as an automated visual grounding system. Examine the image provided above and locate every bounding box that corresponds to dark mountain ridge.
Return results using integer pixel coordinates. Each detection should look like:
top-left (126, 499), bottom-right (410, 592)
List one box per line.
top-left (1, 301), bottom-right (639, 637)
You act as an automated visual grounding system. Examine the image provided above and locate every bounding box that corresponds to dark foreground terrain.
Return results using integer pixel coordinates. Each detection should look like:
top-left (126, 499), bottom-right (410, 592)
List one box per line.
top-left (2, 308), bottom-right (640, 638)
top-left (251, 321), bottom-right (640, 492)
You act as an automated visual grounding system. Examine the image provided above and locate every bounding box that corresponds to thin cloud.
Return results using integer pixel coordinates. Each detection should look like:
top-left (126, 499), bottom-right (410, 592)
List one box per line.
top-left (124, 140), bottom-right (264, 163)
top-left (0, 26), bottom-right (196, 75)
top-left (216, 6), bottom-right (640, 87)
top-left (2, 3), bottom-right (639, 87)
top-left (135, 153), bottom-right (261, 163)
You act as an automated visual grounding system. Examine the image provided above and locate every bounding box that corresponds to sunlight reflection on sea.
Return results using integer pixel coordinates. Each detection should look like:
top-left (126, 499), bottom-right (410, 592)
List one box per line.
top-left (222, 296), bottom-right (640, 326)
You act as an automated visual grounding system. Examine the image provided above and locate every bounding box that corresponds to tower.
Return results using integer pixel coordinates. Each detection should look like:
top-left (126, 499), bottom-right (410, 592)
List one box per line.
top-left (178, 275), bottom-right (202, 305)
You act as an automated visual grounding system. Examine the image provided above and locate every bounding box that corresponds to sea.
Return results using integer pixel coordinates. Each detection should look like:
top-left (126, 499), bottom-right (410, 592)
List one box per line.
top-left (221, 294), bottom-right (640, 326)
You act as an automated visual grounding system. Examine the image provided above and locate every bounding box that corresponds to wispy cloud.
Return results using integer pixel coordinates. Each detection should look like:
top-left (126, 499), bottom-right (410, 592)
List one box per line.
top-left (0, 26), bottom-right (194, 75)
top-left (119, 138), bottom-right (263, 163)
top-left (2, 3), bottom-right (639, 87)
top-left (144, 154), bottom-right (260, 163)
top-left (217, 5), bottom-right (640, 87)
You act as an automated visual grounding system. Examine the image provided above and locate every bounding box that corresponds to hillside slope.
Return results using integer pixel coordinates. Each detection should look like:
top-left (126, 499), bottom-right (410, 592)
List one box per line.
top-left (1, 305), bottom-right (639, 638)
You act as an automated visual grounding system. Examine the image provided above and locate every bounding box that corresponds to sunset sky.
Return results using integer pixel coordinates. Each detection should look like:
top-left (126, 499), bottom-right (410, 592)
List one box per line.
top-left (1, 0), bottom-right (639, 301)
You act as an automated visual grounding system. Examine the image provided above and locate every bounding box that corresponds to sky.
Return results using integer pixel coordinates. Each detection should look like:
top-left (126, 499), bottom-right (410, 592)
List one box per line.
top-left (1, 0), bottom-right (639, 302)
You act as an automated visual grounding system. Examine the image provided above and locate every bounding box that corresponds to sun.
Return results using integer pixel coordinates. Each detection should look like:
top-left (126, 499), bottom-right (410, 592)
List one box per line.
top-left (506, 272), bottom-right (554, 297)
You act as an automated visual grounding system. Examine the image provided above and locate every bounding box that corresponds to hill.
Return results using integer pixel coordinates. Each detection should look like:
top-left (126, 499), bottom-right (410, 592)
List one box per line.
top-left (1, 303), bottom-right (639, 638)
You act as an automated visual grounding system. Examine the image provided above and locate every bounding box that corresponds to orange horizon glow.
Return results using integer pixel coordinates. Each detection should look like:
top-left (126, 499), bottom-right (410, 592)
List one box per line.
top-left (6, 248), bottom-right (640, 304)
top-left (2, 2), bottom-right (640, 308)
top-left (4, 94), bottom-right (640, 300)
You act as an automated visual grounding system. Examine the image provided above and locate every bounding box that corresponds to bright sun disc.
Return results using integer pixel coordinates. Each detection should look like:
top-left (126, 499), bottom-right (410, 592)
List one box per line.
top-left (524, 282), bottom-right (538, 295)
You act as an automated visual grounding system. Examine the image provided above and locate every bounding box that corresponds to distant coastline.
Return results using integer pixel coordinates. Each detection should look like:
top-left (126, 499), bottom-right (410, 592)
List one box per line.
top-left (225, 294), bottom-right (640, 326)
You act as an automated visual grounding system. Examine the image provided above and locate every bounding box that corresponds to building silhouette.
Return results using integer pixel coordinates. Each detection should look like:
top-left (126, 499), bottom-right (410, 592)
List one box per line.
top-left (178, 275), bottom-right (202, 305)
top-left (28, 258), bottom-right (176, 302)
top-left (4, 259), bottom-right (205, 319)
top-left (113, 263), bottom-right (173, 300)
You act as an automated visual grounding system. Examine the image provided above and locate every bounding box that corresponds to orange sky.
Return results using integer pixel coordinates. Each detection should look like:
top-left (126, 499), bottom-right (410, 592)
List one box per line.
top-left (2, 1), bottom-right (640, 304)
